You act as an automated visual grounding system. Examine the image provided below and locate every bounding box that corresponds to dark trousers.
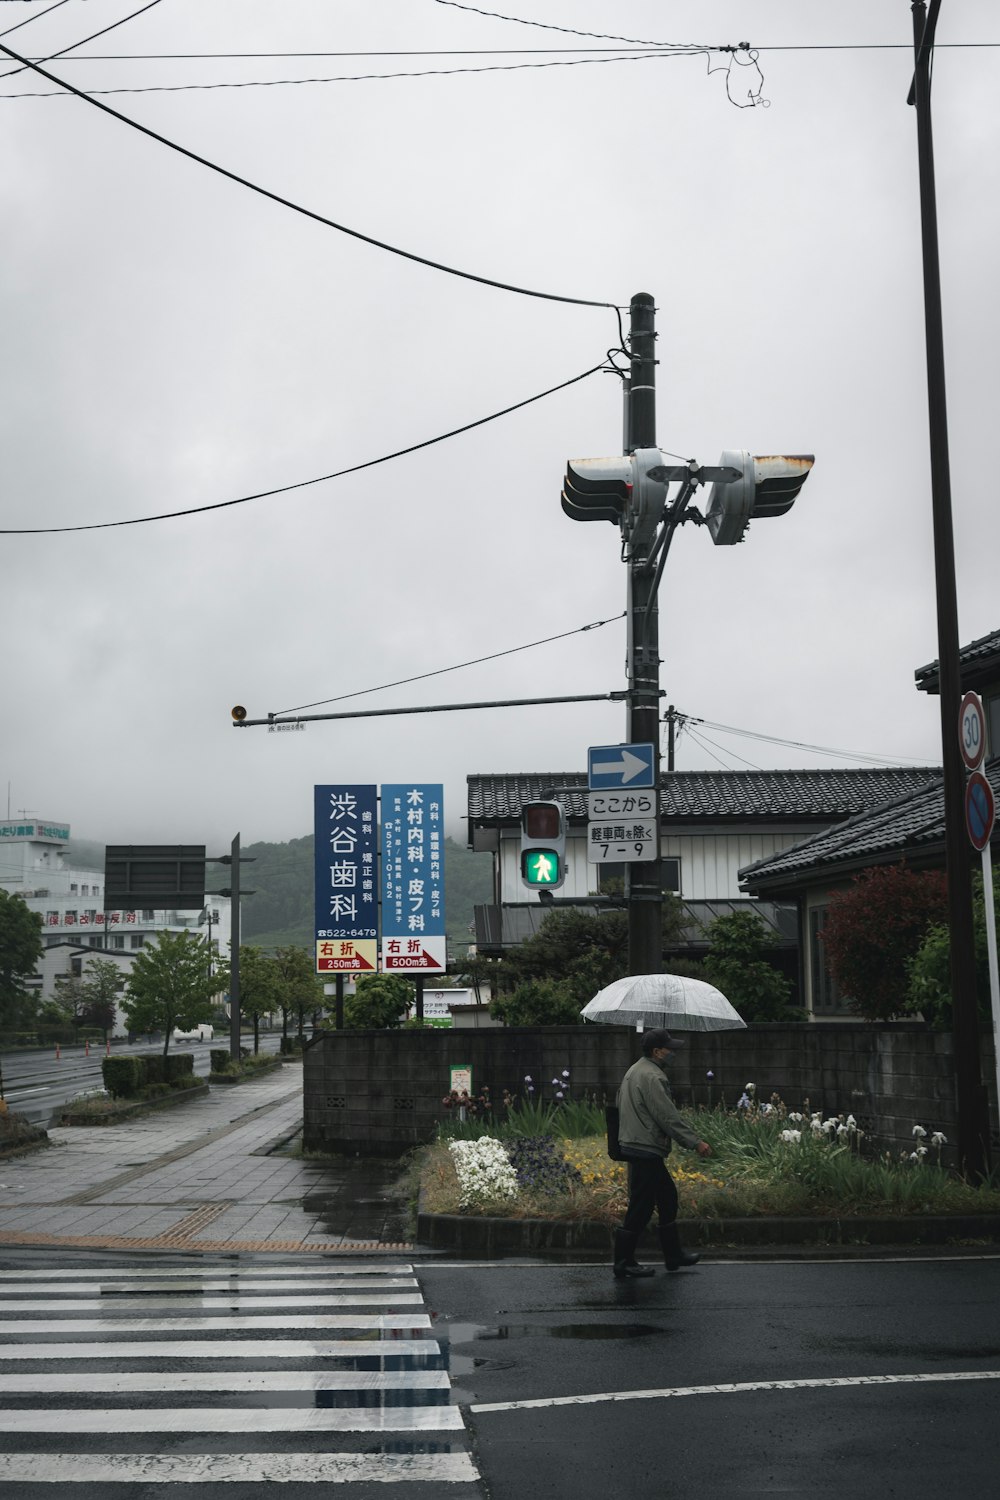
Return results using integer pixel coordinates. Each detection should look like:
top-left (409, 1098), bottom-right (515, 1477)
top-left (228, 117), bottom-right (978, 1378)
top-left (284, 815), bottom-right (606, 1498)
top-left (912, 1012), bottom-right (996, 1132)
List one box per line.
top-left (622, 1155), bottom-right (678, 1237)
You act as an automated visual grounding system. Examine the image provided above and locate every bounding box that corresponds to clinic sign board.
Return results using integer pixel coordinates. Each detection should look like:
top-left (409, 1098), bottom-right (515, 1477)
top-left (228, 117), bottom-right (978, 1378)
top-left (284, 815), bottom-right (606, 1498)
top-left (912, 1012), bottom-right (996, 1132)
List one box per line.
top-left (380, 782), bottom-right (447, 973)
top-left (314, 784), bottom-right (378, 974)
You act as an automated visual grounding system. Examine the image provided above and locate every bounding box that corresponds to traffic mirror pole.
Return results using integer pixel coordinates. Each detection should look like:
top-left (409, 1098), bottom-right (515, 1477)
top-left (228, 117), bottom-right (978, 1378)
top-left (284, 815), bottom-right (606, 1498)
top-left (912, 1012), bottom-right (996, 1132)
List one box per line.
top-left (625, 292), bottom-right (663, 976)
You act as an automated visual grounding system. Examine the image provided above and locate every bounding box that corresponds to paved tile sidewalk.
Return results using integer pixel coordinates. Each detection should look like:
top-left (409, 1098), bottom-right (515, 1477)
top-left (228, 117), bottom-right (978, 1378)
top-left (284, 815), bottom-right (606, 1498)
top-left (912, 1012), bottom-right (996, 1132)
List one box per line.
top-left (0, 1068), bottom-right (413, 1254)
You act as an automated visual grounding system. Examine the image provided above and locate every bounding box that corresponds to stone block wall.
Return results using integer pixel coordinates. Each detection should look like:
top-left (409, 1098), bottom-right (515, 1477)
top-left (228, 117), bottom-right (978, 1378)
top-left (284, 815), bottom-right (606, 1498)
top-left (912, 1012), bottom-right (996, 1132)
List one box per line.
top-left (302, 1023), bottom-right (997, 1163)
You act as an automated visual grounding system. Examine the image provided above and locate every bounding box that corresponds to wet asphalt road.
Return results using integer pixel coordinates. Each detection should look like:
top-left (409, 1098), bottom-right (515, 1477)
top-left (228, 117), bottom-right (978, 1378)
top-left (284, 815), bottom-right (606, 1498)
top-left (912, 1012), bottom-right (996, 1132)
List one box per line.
top-left (420, 1253), bottom-right (1000, 1499)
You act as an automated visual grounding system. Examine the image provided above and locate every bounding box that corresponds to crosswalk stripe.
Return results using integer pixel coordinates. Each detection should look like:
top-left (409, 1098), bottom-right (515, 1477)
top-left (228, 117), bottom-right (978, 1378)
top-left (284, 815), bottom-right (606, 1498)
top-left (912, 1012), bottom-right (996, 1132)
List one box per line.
top-left (0, 1264), bottom-right (413, 1278)
top-left (0, 1292), bottom-right (423, 1311)
top-left (0, 1406), bottom-right (466, 1433)
top-left (0, 1337), bottom-right (441, 1361)
top-left (0, 1369), bottom-right (451, 1394)
top-left (0, 1277), bottom-right (419, 1295)
top-left (0, 1451), bottom-right (480, 1484)
top-left (0, 1264), bottom-right (478, 1490)
top-left (0, 1311), bottom-right (432, 1333)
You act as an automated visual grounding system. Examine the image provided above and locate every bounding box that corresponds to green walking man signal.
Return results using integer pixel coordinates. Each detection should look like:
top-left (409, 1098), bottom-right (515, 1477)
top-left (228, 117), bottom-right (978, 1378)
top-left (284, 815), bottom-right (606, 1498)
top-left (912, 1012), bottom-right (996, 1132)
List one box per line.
top-left (520, 800), bottom-right (566, 891)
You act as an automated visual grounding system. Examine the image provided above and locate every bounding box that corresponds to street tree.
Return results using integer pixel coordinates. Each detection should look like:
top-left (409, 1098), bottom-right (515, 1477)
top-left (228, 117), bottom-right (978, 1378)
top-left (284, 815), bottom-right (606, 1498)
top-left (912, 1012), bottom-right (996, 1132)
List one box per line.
top-left (0, 890), bottom-right (43, 1032)
top-left (273, 944), bottom-right (325, 1045)
top-left (822, 864), bottom-right (949, 1020)
top-left (238, 945), bottom-right (281, 1053)
top-left (344, 973), bottom-right (410, 1029)
top-left (121, 930), bottom-right (218, 1054)
top-left (53, 958), bottom-right (124, 1038)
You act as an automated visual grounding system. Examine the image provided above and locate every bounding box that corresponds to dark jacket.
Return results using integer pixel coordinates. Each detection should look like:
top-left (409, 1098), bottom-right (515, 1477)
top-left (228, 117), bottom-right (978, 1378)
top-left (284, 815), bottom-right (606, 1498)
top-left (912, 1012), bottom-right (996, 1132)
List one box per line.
top-left (616, 1055), bottom-right (701, 1158)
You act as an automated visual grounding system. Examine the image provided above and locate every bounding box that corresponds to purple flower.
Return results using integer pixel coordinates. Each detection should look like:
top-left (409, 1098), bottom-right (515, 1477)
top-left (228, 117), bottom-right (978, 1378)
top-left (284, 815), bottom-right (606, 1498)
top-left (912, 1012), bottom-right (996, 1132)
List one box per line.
top-left (706, 1071), bottom-right (715, 1080)
top-left (561, 1069), bottom-right (570, 1078)
top-left (524, 1075), bottom-right (533, 1083)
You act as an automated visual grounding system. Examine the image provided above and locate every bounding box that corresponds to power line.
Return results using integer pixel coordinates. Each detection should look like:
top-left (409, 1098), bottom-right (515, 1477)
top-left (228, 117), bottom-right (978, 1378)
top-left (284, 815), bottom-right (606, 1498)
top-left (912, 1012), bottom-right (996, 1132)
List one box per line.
top-left (275, 613), bottom-right (625, 716)
top-left (678, 714), bottom-right (937, 768)
top-left (0, 359), bottom-right (609, 535)
top-left (0, 0), bottom-right (161, 79)
top-left (1, 46), bottom-right (702, 98)
top-left (0, 39), bottom-right (621, 311)
top-left (431, 0), bottom-right (699, 50)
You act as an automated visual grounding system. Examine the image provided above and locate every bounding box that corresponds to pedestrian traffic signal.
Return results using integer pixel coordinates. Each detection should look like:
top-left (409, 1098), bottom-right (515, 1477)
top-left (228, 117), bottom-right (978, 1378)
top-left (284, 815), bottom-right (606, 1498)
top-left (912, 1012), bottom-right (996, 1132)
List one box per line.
top-left (520, 800), bottom-right (566, 891)
top-left (703, 451), bottom-right (815, 545)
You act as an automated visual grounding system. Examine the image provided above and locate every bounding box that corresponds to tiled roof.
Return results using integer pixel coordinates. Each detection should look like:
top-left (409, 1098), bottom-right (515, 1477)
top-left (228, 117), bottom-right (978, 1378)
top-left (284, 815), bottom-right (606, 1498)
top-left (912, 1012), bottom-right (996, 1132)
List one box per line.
top-left (467, 767), bottom-right (937, 824)
top-left (914, 626), bottom-right (1000, 694)
top-left (739, 759), bottom-right (1000, 890)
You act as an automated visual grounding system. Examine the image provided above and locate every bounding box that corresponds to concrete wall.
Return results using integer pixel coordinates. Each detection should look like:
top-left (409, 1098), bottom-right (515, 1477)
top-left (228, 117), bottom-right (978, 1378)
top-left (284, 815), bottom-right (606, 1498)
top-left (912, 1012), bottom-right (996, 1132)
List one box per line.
top-left (302, 1023), bottom-right (998, 1163)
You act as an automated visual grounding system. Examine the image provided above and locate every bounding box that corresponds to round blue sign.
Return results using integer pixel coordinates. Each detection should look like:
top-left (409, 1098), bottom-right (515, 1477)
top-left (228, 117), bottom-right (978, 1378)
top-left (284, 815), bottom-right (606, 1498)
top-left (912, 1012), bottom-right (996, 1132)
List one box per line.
top-left (965, 772), bottom-right (995, 853)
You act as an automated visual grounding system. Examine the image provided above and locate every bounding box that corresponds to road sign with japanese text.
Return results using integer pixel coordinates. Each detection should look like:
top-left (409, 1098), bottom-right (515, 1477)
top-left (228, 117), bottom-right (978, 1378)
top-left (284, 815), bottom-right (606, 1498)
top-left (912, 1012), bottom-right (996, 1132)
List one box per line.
top-left (381, 782), bottom-right (447, 973)
top-left (313, 784), bottom-right (378, 973)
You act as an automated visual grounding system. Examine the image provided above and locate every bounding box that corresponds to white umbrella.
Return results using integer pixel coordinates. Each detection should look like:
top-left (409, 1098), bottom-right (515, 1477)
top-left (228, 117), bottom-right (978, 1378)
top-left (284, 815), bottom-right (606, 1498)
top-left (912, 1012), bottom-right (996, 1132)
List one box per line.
top-left (581, 973), bottom-right (747, 1032)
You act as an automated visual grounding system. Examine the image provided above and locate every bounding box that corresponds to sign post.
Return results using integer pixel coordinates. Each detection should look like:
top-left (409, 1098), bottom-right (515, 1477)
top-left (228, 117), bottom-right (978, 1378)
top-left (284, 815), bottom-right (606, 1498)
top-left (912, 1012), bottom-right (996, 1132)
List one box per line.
top-left (958, 695), bottom-right (999, 1145)
top-left (313, 785), bottom-right (379, 976)
top-left (381, 783), bottom-right (447, 973)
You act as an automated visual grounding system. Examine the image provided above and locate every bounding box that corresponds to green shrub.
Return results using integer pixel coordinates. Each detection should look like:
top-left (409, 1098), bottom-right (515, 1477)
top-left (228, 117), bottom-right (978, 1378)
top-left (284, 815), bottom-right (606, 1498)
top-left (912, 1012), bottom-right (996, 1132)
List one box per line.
top-left (166, 1053), bottom-right (194, 1084)
top-left (210, 1048), bottom-right (233, 1074)
top-left (144, 1054), bottom-right (167, 1087)
top-left (102, 1056), bottom-right (145, 1098)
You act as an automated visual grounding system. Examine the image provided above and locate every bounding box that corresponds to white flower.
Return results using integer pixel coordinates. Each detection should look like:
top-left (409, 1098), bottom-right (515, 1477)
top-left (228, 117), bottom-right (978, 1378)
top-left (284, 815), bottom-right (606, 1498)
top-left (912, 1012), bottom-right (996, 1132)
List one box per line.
top-left (845, 1115), bottom-right (857, 1129)
top-left (761, 1102), bottom-right (773, 1114)
top-left (448, 1137), bottom-right (519, 1210)
top-left (931, 1131), bottom-right (947, 1147)
top-left (836, 1123), bottom-right (850, 1138)
top-left (524, 1075), bottom-right (533, 1083)
top-left (779, 1129), bottom-right (802, 1144)
top-left (555, 1091), bottom-right (564, 1100)
top-left (745, 1082), bottom-right (756, 1094)
top-left (561, 1069), bottom-right (570, 1078)
top-left (551, 1078), bottom-right (560, 1086)
top-left (706, 1070), bottom-right (715, 1080)
top-left (787, 1112), bottom-right (804, 1123)
top-left (913, 1125), bottom-right (927, 1139)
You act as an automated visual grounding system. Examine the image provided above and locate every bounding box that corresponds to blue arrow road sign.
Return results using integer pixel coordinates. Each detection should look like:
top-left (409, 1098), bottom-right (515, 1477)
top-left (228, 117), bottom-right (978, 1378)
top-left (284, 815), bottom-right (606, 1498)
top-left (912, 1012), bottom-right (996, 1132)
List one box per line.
top-left (588, 742), bottom-right (656, 790)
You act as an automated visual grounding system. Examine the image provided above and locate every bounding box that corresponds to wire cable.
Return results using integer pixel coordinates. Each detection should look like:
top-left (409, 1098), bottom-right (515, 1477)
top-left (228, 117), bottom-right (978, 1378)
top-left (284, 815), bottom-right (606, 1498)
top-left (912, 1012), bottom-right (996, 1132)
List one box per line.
top-left (431, 1), bottom-right (700, 50)
top-left (0, 39), bottom-right (621, 310)
top-left (681, 715), bottom-right (937, 768)
top-left (275, 613), bottom-right (625, 715)
top-left (0, 0), bottom-right (72, 42)
top-left (0, 0), bottom-right (162, 80)
top-left (0, 359), bottom-right (609, 534)
top-left (1, 45), bottom-right (704, 98)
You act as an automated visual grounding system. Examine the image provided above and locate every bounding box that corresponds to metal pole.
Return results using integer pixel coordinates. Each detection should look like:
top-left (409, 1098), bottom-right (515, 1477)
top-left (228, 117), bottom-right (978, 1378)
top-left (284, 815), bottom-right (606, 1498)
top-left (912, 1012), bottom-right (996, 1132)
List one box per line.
top-left (981, 849), bottom-right (1000, 1139)
top-left (625, 291), bottom-right (663, 975)
top-left (335, 974), bottom-right (344, 1030)
top-left (229, 833), bottom-right (241, 1062)
top-left (415, 974), bottom-right (424, 1022)
top-left (909, 0), bottom-right (989, 1174)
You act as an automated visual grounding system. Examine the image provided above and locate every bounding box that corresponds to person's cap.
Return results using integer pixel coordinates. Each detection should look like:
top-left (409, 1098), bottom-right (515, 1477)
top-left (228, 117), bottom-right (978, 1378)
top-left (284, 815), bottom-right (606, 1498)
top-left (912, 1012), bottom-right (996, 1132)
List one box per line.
top-left (644, 1028), bottom-right (686, 1051)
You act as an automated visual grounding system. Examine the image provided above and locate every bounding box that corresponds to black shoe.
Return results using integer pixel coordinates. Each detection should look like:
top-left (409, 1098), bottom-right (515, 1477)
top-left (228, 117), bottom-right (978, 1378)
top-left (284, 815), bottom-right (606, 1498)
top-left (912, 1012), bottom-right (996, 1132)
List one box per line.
top-left (612, 1229), bottom-right (656, 1279)
top-left (659, 1226), bottom-right (701, 1271)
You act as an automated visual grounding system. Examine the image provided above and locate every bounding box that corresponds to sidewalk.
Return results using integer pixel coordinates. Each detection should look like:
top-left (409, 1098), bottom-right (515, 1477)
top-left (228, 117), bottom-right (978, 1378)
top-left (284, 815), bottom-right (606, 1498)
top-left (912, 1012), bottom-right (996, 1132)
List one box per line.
top-left (0, 1068), bottom-right (413, 1256)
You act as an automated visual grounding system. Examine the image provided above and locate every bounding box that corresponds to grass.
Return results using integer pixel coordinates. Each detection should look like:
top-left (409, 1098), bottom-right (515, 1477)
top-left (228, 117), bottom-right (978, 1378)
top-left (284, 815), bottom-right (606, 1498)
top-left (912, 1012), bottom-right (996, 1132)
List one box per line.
top-left (419, 1094), bottom-right (1000, 1223)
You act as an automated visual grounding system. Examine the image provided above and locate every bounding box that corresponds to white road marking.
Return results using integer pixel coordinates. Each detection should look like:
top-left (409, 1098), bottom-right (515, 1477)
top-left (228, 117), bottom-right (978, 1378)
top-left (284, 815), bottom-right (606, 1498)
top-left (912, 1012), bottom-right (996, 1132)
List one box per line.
top-left (0, 1369), bottom-right (450, 1394)
top-left (0, 1337), bottom-right (440, 1360)
top-left (0, 1278), bottom-right (418, 1295)
top-left (0, 1312), bottom-right (431, 1333)
top-left (0, 1451), bottom-right (479, 1484)
top-left (0, 1406), bottom-right (465, 1434)
top-left (471, 1368), bottom-right (1000, 1414)
top-left (0, 1264), bottom-right (414, 1278)
top-left (0, 1293), bottom-right (422, 1311)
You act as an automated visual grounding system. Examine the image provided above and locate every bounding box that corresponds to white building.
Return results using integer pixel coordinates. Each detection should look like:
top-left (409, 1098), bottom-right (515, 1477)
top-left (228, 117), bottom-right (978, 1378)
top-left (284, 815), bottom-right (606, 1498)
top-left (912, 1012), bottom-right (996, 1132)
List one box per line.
top-left (0, 817), bottom-right (232, 994)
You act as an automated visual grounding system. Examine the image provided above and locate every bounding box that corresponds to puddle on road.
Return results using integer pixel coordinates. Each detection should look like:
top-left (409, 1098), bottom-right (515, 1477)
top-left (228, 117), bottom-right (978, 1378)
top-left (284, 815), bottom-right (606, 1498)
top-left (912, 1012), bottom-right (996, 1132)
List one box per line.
top-left (436, 1319), bottom-right (662, 1401)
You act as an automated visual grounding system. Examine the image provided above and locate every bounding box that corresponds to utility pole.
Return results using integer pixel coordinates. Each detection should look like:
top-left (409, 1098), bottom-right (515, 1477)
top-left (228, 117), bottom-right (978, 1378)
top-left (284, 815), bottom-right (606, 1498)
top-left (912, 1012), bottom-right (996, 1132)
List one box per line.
top-left (909, 0), bottom-right (989, 1175)
top-left (625, 292), bottom-right (663, 975)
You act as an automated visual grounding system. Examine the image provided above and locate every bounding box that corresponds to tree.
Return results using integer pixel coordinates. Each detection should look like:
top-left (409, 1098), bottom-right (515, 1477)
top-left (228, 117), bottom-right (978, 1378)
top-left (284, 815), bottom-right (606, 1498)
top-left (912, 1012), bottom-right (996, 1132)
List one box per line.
top-left (273, 945), bottom-right (325, 1043)
top-left (121, 930), bottom-right (218, 1054)
top-left (344, 973), bottom-right (410, 1029)
top-left (821, 864), bottom-right (949, 1020)
top-left (487, 895), bottom-right (687, 1024)
top-left (0, 890), bottom-right (43, 1030)
top-left (907, 870), bottom-right (1000, 1029)
top-left (238, 945), bottom-right (281, 1053)
top-left (701, 910), bottom-right (799, 1023)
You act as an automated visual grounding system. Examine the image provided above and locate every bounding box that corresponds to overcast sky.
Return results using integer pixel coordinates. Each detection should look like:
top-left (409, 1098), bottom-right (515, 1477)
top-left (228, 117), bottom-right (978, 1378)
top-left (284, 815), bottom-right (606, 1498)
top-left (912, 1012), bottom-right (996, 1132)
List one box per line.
top-left (1, 0), bottom-right (996, 852)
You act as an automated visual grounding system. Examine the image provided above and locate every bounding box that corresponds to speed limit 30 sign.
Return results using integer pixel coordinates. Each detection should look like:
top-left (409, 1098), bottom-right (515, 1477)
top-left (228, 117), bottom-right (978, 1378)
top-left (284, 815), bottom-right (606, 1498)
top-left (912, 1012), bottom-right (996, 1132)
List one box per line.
top-left (959, 691), bottom-right (987, 771)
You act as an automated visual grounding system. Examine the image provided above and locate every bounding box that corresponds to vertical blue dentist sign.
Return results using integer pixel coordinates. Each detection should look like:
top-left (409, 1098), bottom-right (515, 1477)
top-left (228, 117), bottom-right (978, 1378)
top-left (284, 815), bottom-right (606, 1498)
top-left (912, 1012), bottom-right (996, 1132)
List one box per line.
top-left (313, 785), bottom-right (378, 974)
top-left (381, 782), bottom-right (447, 973)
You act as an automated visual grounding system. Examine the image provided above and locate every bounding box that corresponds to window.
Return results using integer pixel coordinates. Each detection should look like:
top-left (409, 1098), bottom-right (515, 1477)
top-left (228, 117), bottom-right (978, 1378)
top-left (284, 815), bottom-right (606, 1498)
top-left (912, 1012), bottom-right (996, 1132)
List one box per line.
top-left (70, 883), bottom-right (78, 894)
top-left (130, 935), bottom-right (143, 949)
top-left (987, 692), bottom-right (1000, 761)
top-left (110, 935), bottom-right (125, 950)
top-left (82, 885), bottom-right (89, 897)
top-left (809, 906), bottom-right (843, 1014)
top-left (141, 909), bottom-right (155, 922)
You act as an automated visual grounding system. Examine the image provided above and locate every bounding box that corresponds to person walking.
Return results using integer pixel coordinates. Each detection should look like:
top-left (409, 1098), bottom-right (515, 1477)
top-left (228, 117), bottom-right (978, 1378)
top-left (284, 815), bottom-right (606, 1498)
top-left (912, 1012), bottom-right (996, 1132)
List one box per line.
top-left (613, 1028), bottom-right (711, 1279)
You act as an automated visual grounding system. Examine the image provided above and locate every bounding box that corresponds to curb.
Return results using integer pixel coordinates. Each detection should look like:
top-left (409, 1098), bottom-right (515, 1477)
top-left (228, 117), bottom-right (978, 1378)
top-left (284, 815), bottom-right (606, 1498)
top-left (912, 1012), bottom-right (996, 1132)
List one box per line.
top-left (416, 1207), bottom-right (1000, 1257)
top-left (209, 1061), bottom-right (284, 1085)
